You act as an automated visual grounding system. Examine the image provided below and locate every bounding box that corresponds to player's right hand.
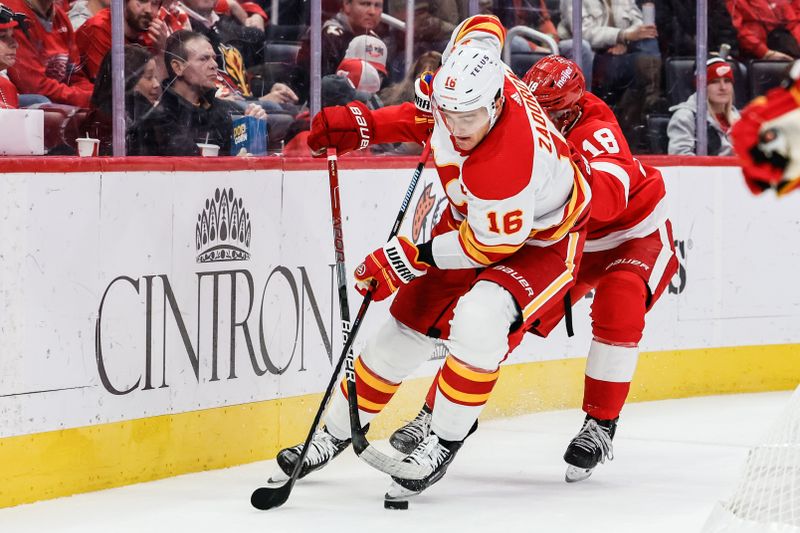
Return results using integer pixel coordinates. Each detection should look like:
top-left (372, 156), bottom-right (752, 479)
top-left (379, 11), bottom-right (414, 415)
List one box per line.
top-left (354, 237), bottom-right (430, 301)
top-left (307, 101), bottom-right (375, 157)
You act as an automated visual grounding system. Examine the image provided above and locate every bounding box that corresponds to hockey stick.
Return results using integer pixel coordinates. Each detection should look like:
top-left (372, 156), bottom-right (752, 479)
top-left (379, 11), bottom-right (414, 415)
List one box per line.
top-left (250, 142), bottom-right (432, 510)
top-left (340, 142), bottom-right (434, 480)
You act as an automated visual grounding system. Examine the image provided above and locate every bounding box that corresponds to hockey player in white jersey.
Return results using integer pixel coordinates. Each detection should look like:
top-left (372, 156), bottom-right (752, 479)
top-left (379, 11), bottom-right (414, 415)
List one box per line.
top-left (276, 15), bottom-right (591, 500)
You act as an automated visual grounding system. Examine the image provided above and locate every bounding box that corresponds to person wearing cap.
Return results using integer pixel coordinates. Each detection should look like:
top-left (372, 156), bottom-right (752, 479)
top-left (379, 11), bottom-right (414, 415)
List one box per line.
top-left (5, 0), bottom-right (94, 107)
top-left (0, 3), bottom-right (21, 109)
top-left (667, 58), bottom-right (741, 155)
top-left (297, 0), bottom-right (386, 97)
top-left (343, 34), bottom-right (387, 82)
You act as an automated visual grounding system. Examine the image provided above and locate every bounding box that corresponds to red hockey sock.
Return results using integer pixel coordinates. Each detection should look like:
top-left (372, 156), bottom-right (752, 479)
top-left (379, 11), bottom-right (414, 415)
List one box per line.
top-left (583, 375), bottom-right (630, 420)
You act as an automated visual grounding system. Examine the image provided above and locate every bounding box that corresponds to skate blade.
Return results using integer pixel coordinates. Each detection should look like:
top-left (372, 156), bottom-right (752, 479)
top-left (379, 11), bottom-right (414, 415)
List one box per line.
top-left (385, 480), bottom-right (421, 500)
top-left (565, 465), bottom-right (594, 483)
top-left (267, 469), bottom-right (290, 484)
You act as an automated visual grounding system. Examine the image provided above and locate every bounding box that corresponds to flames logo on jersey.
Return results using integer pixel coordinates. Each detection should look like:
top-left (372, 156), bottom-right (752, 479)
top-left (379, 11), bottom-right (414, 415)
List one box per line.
top-left (219, 44), bottom-right (251, 97)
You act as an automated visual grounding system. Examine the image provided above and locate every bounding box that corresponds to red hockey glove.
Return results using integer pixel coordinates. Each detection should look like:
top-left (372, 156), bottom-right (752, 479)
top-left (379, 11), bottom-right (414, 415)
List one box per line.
top-left (354, 236), bottom-right (431, 301)
top-left (307, 100), bottom-right (374, 156)
top-left (732, 74), bottom-right (800, 197)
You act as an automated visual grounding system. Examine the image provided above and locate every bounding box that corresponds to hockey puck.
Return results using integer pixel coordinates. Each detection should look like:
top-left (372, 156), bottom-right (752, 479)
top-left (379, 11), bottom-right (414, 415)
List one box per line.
top-left (384, 499), bottom-right (409, 510)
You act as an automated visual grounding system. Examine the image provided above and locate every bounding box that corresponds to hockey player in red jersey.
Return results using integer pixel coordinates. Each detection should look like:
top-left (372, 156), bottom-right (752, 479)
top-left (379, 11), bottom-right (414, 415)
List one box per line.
top-left (390, 55), bottom-right (678, 483)
top-left (731, 61), bottom-right (800, 197)
top-left (274, 15), bottom-right (591, 499)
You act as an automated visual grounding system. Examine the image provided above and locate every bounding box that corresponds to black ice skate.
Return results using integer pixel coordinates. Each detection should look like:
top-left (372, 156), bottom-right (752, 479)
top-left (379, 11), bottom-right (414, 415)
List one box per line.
top-left (563, 415), bottom-right (617, 483)
top-left (385, 433), bottom-right (464, 500)
top-left (274, 427), bottom-right (350, 481)
top-left (390, 405), bottom-right (433, 454)
top-left (390, 406), bottom-right (479, 455)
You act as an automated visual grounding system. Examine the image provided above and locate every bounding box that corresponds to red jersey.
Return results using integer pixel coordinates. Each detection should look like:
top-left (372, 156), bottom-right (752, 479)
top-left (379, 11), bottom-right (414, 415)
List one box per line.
top-left (726, 0), bottom-right (800, 58)
top-left (568, 93), bottom-right (667, 251)
top-left (0, 76), bottom-right (19, 109)
top-left (76, 8), bottom-right (156, 79)
top-left (5, 0), bottom-right (93, 107)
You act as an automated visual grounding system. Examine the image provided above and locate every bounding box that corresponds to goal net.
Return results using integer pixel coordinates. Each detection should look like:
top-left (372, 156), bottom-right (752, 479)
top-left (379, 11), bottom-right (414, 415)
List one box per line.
top-left (702, 385), bottom-right (800, 533)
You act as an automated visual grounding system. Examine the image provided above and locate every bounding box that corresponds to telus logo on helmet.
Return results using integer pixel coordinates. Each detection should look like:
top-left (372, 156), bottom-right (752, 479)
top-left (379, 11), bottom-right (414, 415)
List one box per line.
top-left (469, 55), bottom-right (489, 77)
top-left (349, 105), bottom-right (371, 149)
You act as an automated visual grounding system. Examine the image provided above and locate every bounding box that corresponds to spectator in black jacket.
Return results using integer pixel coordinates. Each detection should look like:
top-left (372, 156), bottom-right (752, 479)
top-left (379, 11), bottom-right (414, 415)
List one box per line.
top-left (654, 0), bottom-right (739, 57)
top-left (130, 30), bottom-right (266, 155)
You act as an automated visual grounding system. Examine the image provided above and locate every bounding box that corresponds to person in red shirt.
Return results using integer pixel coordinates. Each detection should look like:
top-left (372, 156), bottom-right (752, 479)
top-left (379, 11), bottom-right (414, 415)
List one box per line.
top-left (76, 0), bottom-right (169, 80)
top-left (0, 3), bottom-right (24, 109)
top-left (389, 56), bottom-right (678, 484)
top-left (726, 0), bottom-right (800, 60)
top-left (5, 0), bottom-right (93, 107)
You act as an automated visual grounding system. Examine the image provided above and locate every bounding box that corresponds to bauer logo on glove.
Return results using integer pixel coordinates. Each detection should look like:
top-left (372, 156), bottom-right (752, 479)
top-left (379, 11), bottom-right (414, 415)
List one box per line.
top-left (354, 236), bottom-right (431, 301)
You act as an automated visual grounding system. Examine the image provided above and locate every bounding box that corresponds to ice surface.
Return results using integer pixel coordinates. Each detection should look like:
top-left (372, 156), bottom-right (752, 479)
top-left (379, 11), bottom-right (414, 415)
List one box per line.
top-left (0, 391), bottom-right (791, 533)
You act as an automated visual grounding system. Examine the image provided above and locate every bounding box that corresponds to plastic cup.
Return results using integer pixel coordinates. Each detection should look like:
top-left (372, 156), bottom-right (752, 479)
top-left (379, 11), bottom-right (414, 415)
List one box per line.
top-left (196, 143), bottom-right (220, 157)
top-left (642, 3), bottom-right (655, 26)
top-left (76, 137), bottom-right (100, 157)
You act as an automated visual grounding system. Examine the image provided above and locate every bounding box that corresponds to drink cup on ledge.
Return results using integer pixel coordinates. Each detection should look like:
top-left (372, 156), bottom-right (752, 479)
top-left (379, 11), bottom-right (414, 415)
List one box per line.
top-left (76, 137), bottom-right (100, 157)
top-left (196, 143), bottom-right (220, 157)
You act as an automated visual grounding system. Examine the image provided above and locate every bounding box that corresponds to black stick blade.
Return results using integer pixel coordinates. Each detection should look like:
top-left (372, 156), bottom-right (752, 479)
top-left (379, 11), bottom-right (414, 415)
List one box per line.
top-left (251, 483), bottom-right (292, 510)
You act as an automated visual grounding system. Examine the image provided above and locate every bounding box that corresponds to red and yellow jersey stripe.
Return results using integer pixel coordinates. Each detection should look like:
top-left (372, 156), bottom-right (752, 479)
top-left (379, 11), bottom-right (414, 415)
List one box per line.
top-left (437, 355), bottom-right (500, 407)
top-left (339, 357), bottom-right (400, 414)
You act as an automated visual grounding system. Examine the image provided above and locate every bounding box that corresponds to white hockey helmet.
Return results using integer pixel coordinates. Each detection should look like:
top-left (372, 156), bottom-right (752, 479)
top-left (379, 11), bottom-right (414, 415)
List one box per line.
top-left (432, 44), bottom-right (505, 132)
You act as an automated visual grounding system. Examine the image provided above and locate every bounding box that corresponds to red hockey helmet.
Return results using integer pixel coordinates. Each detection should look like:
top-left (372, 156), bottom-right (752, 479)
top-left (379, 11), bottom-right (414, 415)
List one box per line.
top-left (523, 55), bottom-right (586, 133)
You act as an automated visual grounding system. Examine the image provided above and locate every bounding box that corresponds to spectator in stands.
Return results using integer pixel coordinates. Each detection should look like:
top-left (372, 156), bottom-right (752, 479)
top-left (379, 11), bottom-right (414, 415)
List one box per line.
top-left (217, 0), bottom-right (268, 31)
top-left (181, 0), bottom-right (297, 143)
top-left (0, 3), bottom-right (23, 108)
top-left (343, 34), bottom-right (388, 84)
top-left (726, 0), bottom-right (800, 60)
top-left (76, 0), bottom-right (170, 80)
top-left (82, 45), bottom-right (158, 154)
top-left (335, 57), bottom-right (382, 106)
top-left (5, 0), bottom-right (94, 107)
top-left (284, 54), bottom-right (389, 156)
top-left (558, 0), bottom-right (664, 140)
top-left (379, 50), bottom-right (440, 105)
top-left (389, 0), bottom-right (467, 53)
top-left (492, 0), bottom-right (594, 87)
top-left (182, 0), bottom-right (267, 71)
top-left (655, 0), bottom-right (739, 58)
top-left (667, 58), bottom-right (740, 155)
top-left (298, 0), bottom-right (385, 82)
top-left (130, 30), bottom-right (266, 155)
top-left (68, 0), bottom-right (109, 30)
